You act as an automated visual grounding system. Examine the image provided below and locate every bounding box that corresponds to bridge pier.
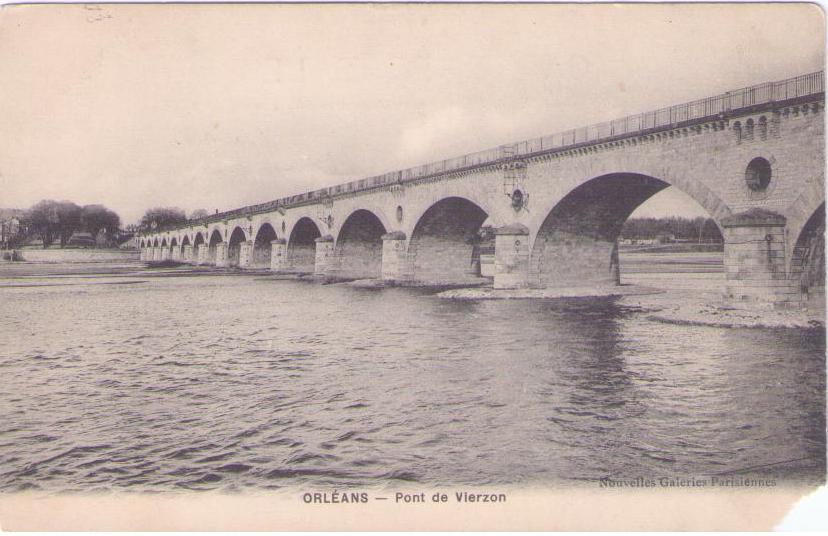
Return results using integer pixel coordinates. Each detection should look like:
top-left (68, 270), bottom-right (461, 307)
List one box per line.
top-left (722, 209), bottom-right (799, 309)
top-left (214, 242), bottom-right (229, 267)
top-left (381, 231), bottom-right (408, 282)
top-left (182, 245), bottom-right (194, 264)
top-left (171, 247), bottom-right (180, 262)
top-left (529, 234), bottom-right (620, 289)
top-left (270, 239), bottom-right (286, 271)
top-left (238, 241), bottom-right (253, 269)
top-left (493, 224), bottom-right (530, 289)
top-left (314, 235), bottom-right (335, 275)
top-left (196, 244), bottom-right (209, 265)
top-left (153, 247), bottom-right (161, 261)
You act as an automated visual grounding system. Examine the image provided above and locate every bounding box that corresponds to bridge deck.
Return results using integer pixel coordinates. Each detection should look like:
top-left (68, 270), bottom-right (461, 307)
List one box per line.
top-left (149, 70), bottom-right (824, 233)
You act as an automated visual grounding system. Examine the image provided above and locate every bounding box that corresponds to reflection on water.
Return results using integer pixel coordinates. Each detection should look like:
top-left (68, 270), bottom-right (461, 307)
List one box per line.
top-left (0, 273), bottom-right (823, 492)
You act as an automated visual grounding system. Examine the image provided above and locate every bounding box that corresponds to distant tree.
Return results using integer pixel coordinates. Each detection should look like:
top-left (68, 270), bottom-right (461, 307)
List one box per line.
top-left (621, 216), bottom-right (722, 242)
top-left (81, 204), bottom-right (121, 242)
top-left (55, 201), bottom-right (82, 247)
top-left (26, 200), bottom-right (61, 248)
top-left (140, 207), bottom-right (187, 231)
top-left (188, 208), bottom-right (209, 221)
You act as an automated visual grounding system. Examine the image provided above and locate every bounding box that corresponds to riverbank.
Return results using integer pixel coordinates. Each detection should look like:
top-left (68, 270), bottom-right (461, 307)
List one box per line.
top-left (0, 255), bottom-right (822, 329)
top-left (2, 247), bottom-right (139, 264)
top-left (436, 284), bottom-right (663, 300)
top-left (637, 295), bottom-right (825, 330)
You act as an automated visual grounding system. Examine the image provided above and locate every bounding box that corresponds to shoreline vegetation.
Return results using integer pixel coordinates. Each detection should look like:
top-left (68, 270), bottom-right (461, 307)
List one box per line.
top-left (0, 247), bottom-right (823, 330)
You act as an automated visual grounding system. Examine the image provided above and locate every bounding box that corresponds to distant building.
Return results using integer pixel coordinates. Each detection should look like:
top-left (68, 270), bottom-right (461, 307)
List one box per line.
top-left (67, 232), bottom-right (96, 247)
top-left (0, 217), bottom-right (21, 248)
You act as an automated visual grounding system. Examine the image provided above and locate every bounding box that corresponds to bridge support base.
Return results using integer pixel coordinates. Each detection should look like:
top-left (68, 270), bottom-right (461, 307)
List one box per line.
top-left (182, 245), bottom-right (194, 264)
top-left (270, 239), bottom-right (287, 272)
top-left (214, 242), bottom-right (229, 268)
top-left (722, 209), bottom-right (798, 309)
top-left (381, 231), bottom-right (408, 282)
top-left (196, 245), bottom-right (208, 265)
top-left (238, 241), bottom-right (253, 269)
top-left (494, 224), bottom-right (530, 289)
top-left (314, 235), bottom-right (335, 275)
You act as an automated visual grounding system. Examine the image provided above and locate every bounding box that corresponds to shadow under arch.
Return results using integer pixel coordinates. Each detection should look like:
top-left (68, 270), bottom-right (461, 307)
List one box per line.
top-left (334, 209), bottom-right (387, 279)
top-left (409, 196), bottom-right (489, 284)
top-left (227, 226), bottom-right (247, 267)
top-left (207, 229), bottom-right (223, 265)
top-left (790, 202), bottom-right (825, 311)
top-left (530, 173), bottom-right (721, 288)
top-left (253, 223), bottom-right (278, 268)
top-left (180, 235), bottom-right (191, 261)
top-left (288, 217), bottom-right (322, 273)
top-left (193, 232), bottom-right (205, 261)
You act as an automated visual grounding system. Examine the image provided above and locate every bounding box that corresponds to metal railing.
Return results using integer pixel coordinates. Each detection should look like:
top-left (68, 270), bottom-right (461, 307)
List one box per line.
top-left (144, 70), bottom-right (824, 235)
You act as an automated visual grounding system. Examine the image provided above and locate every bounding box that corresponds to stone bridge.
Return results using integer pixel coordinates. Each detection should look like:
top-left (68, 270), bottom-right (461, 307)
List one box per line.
top-left (140, 71), bottom-right (825, 309)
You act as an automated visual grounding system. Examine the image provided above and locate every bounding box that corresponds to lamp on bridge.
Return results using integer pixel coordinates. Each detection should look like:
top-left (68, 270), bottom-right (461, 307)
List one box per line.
top-left (502, 161), bottom-right (528, 212)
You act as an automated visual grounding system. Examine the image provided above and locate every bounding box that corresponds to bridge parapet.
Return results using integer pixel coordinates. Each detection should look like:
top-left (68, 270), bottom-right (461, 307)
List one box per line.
top-left (141, 70), bottom-right (824, 236)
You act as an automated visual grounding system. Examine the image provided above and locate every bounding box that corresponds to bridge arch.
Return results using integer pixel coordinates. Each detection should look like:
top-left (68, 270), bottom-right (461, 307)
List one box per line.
top-left (790, 202), bottom-right (825, 310)
top-left (334, 209), bottom-right (388, 279)
top-left (529, 172), bottom-right (723, 288)
top-left (193, 232), bottom-right (205, 262)
top-left (252, 222), bottom-right (278, 268)
top-left (207, 229), bottom-right (223, 265)
top-left (408, 196), bottom-right (490, 283)
top-left (181, 234), bottom-right (191, 246)
top-left (287, 217), bottom-right (322, 272)
top-left (227, 226), bottom-right (248, 267)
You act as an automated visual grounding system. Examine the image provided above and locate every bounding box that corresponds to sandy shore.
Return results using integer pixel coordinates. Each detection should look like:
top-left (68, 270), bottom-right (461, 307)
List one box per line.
top-left (436, 285), bottom-right (663, 300)
top-left (641, 300), bottom-right (825, 329)
top-left (1, 259), bottom-right (822, 329)
top-left (435, 278), bottom-right (824, 330)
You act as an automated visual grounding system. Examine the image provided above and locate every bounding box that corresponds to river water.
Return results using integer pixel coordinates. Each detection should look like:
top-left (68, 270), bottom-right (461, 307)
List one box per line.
top-left (0, 267), bottom-right (824, 492)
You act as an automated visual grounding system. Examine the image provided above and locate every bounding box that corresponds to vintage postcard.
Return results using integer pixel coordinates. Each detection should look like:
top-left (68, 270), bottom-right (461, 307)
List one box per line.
top-left (0, 2), bottom-right (824, 531)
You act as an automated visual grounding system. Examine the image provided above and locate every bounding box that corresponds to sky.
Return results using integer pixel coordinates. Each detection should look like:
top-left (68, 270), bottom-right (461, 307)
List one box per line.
top-left (0, 3), bottom-right (823, 224)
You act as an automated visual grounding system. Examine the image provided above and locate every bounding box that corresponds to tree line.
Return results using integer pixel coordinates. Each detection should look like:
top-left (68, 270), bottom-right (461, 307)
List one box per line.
top-left (17, 200), bottom-right (122, 248)
top-left (620, 216), bottom-right (722, 242)
top-left (6, 202), bottom-right (215, 249)
top-left (138, 207), bottom-right (211, 231)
